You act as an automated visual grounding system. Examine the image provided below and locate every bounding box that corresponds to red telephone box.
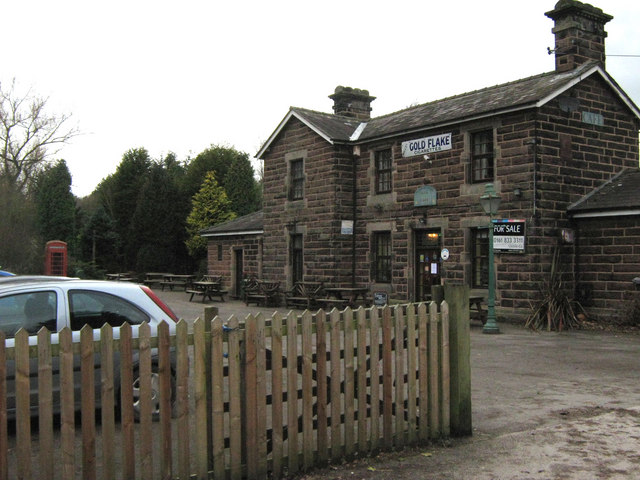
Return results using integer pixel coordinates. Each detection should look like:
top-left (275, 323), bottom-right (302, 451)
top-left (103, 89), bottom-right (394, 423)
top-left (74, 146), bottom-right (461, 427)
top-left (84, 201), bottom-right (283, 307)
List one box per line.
top-left (44, 240), bottom-right (68, 276)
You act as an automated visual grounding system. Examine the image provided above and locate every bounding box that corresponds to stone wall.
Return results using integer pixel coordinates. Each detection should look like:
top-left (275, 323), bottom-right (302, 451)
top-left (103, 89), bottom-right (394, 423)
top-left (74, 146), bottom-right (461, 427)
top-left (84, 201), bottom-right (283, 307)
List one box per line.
top-left (207, 235), bottom-right (262, 297)
top-left (574, 215), bottom-right (640, 322)
top-left (259, 75), bottom-right (638, 320)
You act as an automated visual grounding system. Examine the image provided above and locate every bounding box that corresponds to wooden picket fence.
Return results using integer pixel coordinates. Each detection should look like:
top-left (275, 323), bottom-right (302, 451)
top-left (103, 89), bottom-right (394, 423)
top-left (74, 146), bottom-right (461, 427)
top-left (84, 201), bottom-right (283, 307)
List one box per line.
top-left (0, 299), bottom-right (470, 479)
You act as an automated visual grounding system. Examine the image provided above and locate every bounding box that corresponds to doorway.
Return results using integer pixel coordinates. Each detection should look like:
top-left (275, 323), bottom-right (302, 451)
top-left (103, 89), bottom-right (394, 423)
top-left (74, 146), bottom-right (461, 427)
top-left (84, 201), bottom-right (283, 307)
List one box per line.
top-left (414, 229), bottom-right (442, 301)
top-left (234, 249), bottom-right (243, 297)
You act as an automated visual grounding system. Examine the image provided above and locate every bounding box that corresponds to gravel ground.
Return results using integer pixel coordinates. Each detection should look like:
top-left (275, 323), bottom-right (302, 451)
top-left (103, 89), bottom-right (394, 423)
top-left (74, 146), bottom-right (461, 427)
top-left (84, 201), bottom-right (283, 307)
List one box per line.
top-left (159, 291), bottom-right (640, 480)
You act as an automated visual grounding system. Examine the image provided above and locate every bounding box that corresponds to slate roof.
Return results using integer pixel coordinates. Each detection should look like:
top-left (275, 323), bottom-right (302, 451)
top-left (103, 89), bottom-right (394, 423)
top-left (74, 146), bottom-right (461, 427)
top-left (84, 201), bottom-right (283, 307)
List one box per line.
top-left (200, 210), bottom-right (263, 236)
top-left (256, 63), bottom-right (640, 158)
top-left (568, 169), bottom-right (640, 217)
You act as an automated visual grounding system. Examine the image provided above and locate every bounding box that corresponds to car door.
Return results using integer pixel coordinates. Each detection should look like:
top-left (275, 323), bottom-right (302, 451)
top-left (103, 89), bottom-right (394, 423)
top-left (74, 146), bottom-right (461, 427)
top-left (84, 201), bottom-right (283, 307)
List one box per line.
top-left (0, 288), bottom-right (61, 417)
top-left (66, 288), bottom-right (152, 410)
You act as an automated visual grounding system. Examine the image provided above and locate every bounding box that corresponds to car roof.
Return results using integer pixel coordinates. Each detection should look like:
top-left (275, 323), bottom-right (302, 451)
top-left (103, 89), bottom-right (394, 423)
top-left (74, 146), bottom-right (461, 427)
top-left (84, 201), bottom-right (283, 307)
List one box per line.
top-left (0, 275), bottom-right (78, 287)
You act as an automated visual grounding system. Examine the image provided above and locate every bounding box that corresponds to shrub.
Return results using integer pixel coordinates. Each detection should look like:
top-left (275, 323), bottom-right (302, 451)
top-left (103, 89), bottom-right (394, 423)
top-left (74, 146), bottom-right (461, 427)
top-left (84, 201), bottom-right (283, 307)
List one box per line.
top-left (525, 247), bottom-right (585, 331)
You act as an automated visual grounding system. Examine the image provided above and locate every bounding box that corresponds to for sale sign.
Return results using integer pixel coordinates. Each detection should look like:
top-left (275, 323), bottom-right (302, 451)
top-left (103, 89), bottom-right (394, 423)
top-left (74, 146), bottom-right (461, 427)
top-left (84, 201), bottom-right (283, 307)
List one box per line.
top-left (492, 219), bottom-right (526, 252)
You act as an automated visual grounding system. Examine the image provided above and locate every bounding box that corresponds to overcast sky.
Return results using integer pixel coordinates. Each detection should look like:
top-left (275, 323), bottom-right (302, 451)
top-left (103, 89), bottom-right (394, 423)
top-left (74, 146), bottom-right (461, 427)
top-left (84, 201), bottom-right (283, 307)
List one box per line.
top-left (4, 0), bottom-right (639, 197)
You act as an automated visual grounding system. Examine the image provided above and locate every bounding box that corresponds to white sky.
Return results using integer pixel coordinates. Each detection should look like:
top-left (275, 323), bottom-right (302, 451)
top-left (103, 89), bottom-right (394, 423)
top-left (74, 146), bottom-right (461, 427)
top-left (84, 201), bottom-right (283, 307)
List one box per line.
top-left (3, 0), bottom-right (639, 197)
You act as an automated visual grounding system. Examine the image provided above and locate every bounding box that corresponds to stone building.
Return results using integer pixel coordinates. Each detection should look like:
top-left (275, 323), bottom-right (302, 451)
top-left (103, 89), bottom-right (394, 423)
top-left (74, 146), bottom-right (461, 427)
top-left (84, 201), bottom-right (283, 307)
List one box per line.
top-left (205, 0), bottom-right (640, 321)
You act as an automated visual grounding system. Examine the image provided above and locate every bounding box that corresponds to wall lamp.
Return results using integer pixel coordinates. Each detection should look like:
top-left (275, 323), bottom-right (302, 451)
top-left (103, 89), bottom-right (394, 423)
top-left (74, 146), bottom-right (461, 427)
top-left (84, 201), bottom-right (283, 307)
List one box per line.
top-left (513, 187), bottom-right (522, 198)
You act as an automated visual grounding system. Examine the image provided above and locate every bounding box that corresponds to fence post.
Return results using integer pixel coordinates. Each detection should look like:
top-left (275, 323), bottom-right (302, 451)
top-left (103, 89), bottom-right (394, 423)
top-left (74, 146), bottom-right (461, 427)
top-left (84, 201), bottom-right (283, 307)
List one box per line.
top-left (204, 306), bottom-right (218, 472)
top-left (443, 284), bottom-right (472, 436)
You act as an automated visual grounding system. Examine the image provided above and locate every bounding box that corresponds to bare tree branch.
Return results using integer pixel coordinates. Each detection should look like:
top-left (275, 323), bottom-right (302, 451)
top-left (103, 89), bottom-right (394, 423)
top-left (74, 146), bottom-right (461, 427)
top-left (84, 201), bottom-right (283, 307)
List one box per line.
top-left (0, 78), bottom-right (80, 191)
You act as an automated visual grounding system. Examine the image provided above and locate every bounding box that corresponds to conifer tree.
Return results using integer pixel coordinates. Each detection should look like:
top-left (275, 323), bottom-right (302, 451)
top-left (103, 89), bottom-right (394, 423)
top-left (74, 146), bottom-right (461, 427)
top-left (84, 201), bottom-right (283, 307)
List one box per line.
top-left (185, 171), bottom-right (235, 258)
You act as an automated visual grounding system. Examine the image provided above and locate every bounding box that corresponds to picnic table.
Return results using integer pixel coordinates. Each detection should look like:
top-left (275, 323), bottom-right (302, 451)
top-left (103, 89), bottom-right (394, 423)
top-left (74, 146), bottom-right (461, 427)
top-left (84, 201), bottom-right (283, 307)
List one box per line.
top-left (186, 276), bottom-right (227, 302)
top-left (161, 274), bottom-right (194, 291)
top-left (320, 286), bottom-right (369, 308)
top-left (469, 295), bottom-right (487, 324)
top-left (144, 272), bottom-right (170, 287)
top-left (421, 291), bottom-right (486, 324)
top-left (106, 273), bottom-right (135, 282)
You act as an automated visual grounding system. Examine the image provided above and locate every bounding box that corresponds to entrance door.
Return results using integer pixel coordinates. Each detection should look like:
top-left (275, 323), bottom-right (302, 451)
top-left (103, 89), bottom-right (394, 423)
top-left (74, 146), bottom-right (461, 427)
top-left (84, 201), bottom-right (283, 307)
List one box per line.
top-left (234, 249), bottom-right (243, 297)
top-left (414, 230), bottom-right (442, 301)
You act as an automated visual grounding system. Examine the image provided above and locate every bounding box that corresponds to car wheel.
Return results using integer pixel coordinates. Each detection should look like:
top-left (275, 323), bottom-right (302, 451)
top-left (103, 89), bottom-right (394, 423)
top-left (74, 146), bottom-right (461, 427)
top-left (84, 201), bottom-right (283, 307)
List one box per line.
top-left (130, 365), bottom-right (175, 421)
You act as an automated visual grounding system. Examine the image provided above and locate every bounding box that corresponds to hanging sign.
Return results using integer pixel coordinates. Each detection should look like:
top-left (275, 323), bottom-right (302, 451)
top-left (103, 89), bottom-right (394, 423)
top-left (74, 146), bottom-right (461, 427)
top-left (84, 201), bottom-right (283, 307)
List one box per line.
top-left (401, 132), bottom-right (452, 157)
top-left (492, 219), bottom-right (526, 252)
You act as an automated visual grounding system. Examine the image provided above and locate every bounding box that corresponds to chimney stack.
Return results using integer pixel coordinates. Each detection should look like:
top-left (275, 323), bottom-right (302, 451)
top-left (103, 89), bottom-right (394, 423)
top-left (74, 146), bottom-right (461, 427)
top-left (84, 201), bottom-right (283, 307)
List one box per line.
top-left (545, 0), bottom-right (613, 72)
top-left (329, 86), bottom-right (375, 121)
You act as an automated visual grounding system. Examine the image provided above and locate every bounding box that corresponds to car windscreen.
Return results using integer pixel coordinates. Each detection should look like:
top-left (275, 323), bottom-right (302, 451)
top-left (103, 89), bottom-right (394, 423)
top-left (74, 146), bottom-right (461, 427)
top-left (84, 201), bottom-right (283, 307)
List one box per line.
top-left (0, 291), bottom-right (57, 337)
top-left (68, 289), bottom-right (150, 330)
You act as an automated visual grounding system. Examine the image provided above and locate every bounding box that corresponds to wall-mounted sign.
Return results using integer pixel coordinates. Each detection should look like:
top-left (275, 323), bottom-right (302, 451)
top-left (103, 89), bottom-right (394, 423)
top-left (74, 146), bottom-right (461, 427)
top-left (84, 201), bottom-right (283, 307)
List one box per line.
top-left (582, 111), bottom-right (604, 127)
top-left (341, 220), bottom-right (353, 235)
top-left (401, 132), bottom-right (452, 158)
top-left (414, 185), bottom-right (437, 207)
top-left (373, 291), bottom-right (388, 306)
top-left (561, 228), bottom-right (575, 244)
top-left (492, 219), bottom-right (526, 252)
top-left (441, 248), bottom-right (450, 261)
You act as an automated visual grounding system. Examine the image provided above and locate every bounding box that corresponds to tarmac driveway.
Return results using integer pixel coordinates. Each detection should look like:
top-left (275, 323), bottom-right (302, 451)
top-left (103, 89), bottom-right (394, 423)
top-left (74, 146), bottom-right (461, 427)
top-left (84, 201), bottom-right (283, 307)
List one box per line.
top-left (160, 290), bottom-right (640, 479)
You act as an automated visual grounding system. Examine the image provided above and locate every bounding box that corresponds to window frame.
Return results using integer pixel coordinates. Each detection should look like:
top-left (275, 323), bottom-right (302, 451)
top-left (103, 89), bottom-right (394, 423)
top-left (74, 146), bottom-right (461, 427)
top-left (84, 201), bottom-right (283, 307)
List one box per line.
top-left (289, 158), bottom-right (304, 201)
top-left (471, 227), bottom-right (489, 288)
top-left (471, 129), bottom-right (494, 183)
top-left (375, 148), bottom-right (393, 194)
top-left (0, 291), bottom-right (57, 338)
top-left (68, 289), bottom-right (150, 330)
top-left (373, 231), bottom-right (392, 283)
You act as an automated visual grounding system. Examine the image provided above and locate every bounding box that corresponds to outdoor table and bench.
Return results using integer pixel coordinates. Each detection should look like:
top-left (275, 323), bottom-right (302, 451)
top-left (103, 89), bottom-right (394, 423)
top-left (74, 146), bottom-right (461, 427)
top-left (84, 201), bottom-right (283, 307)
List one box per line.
top-left (321, 287), bottom-right (369, 308)
top-left (144, 272), bottom-right (170, 288)
top-left (244, 279), bottom-right (282, 307)
top-left (469, 295), bottom-right (487, 324)
top-left (161, 274), bottom-right (194, 291)
top-left (186, 276), bottom-right (228, 302)
top-left (106, 273), bottom-right (135, 282)
top-left (284, 281), bottom-right (324, 309)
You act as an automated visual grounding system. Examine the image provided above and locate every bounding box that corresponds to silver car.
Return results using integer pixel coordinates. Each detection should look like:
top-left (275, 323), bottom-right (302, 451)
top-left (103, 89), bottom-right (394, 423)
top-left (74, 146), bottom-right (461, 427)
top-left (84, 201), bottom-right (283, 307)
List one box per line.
top-left (0, 276), bottom-right (178, 419)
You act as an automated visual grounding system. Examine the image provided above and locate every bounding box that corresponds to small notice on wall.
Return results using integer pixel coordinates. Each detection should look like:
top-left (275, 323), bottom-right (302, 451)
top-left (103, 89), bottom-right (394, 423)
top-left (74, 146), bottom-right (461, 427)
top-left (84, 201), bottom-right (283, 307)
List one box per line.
top-left (414, 185), bottom-right (437, 207)
top-left (373, 291), bottom-right (388, 306)
top-left (341, 220), bottom-right (353, 235)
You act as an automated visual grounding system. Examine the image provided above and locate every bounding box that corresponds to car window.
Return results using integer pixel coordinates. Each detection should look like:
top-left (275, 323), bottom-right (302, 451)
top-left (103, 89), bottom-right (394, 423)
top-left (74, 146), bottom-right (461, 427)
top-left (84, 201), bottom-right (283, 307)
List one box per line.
top-left (68, 289), bottom-right (150, 330)
top-left (0, 291), bottom-right (57, 337)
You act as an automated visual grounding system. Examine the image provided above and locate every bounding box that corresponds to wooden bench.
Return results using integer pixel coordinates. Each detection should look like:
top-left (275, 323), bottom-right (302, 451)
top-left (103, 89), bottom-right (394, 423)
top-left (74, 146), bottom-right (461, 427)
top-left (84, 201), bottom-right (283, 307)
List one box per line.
top-left (243, 279), bottom-right (282, 306)
top-left (315, 297), bottom-right (349, 310)
top-left (284, 282), bottom-right (323, 310)
top-left (243, 277), bottom-right (262, 305)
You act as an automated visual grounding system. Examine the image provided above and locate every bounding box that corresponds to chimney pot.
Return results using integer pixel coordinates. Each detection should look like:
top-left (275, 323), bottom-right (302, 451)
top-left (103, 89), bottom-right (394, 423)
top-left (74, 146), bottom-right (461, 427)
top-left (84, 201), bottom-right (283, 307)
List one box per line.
top-left (329, 86), bottom-right (376, 121)
top-left (545, 0), bottom-right (613, 72)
